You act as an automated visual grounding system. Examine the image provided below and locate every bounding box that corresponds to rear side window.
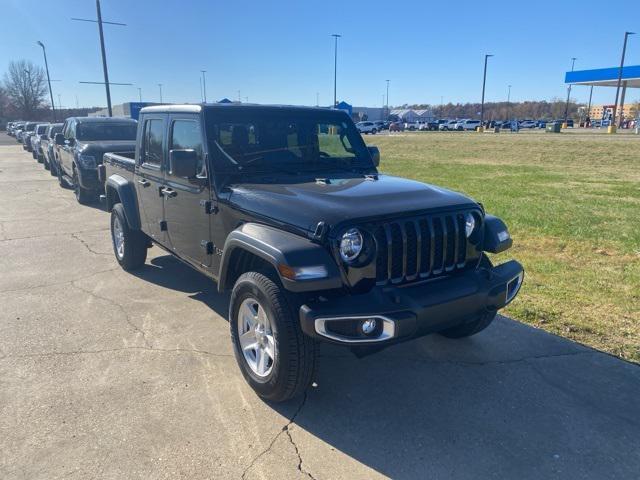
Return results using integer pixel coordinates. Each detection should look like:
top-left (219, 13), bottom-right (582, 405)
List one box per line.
top-left (170, 120), bottom-right (205, 175)
top-left (143, 119), bottom-right (164, 166)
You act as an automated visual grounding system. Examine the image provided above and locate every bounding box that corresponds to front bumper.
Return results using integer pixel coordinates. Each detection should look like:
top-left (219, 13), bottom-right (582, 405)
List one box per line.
top-left (299, 259), bottom-right (523, 345)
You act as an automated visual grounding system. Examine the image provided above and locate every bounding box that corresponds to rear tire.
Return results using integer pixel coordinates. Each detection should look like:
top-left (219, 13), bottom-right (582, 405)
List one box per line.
top-left (230, 271), bottom-right (315, 402)
top-left (110, 203), bottom-right (148, 271)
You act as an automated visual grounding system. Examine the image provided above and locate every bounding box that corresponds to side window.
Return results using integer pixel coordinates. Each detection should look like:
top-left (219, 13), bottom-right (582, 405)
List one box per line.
top-left (67, 121), bottom-right (76, 140)
top-left (142, 119), bottom-right (164, 166)
top-left (170, 119), bottom-right (204, 175)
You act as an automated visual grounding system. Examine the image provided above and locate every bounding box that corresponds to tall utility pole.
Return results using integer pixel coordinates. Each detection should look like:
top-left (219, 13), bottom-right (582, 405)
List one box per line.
top-left (72, 0), bottom-right (126, 117)
top-left (316, 92), bottom-right (319, 107)
top-left (36, 41), bottom-right (56, 121)
top-left (331, 34), bottom-right (341, 107)
top-left (507, 85), bottom-right (512, 120)
top-left (138, 87), bottom-right (142, 102)
top-left (613, 31), bottom-right (635, 130)
top-left (385, 79), bottom-right (390, 119)
top-left (201, 70), bottom-right (207, 103)
top-left (158, 84), bottom-right (163, 103)
top-left (480, 54), bottom-right (493, 129)
top-left (563, 57), bottom-right (577, 127)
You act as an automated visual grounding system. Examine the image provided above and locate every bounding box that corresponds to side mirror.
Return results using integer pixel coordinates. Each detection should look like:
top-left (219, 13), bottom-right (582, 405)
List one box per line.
top-left (367, 146), bottom-right (380, 167)
top-left (55, 133), bottom-right (65, 145)
top-left (169, 149), bottom-right (199, 178)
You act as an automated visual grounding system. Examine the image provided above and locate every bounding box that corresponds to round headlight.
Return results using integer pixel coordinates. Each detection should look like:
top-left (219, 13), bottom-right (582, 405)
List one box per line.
top-left (339, 228), bottom-right (363, 262)
top-left (464, 213), bottom-right (476, 238)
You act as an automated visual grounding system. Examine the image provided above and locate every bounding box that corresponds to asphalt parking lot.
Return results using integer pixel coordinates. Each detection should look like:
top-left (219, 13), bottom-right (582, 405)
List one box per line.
top-left (1, 132), bottom-right (639, 479)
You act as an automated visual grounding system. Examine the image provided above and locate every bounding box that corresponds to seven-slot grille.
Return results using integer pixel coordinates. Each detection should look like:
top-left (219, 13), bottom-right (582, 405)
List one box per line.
top-left (373, 212), bottom-right (477, 285)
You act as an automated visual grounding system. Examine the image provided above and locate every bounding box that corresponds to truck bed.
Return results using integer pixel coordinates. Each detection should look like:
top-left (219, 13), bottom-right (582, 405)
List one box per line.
top-left (100, 151), bottom-right (136, 184)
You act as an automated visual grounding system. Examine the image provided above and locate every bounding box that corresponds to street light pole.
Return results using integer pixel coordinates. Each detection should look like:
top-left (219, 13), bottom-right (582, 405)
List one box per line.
top-left (507, 85), bottom-right (511, 120)
top-left (331, 34), bottom-right (341, 108)
top-left (158, 84), bottom-right (163, 103)
top-left (563, 57), bottom-right (577, 127)
top-left (480, 54), bottom-right (493, 130)
top-left (36, 41), bottom-right (56, 121)
top-left (201, 70), bottom-right (207, 103)
top-left (385, 79), bottom-right (390, 119)
top-left (138, 87), bottom-right (142, 102)
top-left (612, 31), bottom-right (635, 130)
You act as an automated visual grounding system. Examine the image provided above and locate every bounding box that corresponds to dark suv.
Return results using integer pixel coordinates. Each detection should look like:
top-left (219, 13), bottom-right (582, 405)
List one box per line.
top-left (54, 117), bottom-right (137, 204)
top-left (101, 104), bottom-right (523, 402)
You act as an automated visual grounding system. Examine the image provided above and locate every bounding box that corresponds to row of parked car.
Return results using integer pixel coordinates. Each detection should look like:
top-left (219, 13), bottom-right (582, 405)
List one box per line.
top-left (353, 117), bottom-right (575, 134)
top-left (7, 118), bottom-right (138, 203)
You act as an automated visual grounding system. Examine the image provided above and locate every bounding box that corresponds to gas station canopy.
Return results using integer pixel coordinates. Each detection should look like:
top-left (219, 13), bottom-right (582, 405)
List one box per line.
top-left (565, 65), bottom-right (640, 87)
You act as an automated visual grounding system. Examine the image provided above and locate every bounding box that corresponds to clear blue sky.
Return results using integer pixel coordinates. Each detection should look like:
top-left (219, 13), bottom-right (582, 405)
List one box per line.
top-left (2, 0), bottom-right (639, 109)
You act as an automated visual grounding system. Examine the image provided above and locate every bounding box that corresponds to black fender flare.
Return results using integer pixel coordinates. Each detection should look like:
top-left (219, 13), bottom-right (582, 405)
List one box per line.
top-left (218, 223), bottom-right (343, 293)
top-left (105, 175), bottom-right (141, 230)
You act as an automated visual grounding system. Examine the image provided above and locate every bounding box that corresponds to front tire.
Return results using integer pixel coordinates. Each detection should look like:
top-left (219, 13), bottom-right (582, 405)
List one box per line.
top-left (230, 272), bottom-right (315, 402)
top-left (73, 168), bottom-right (97, 205)
top-left (110, 203), bottom-right (148, 271)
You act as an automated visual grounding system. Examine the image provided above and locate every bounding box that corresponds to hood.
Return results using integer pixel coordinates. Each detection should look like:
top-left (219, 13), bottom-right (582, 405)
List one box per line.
top-left (227, 174), bottom-right (478, 232)
top-left (79, 140), bottom-right (136, 161)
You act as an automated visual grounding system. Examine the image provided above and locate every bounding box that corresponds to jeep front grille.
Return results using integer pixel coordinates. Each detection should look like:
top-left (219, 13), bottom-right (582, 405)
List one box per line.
top-left (373, 212), bottom-right (478, 285)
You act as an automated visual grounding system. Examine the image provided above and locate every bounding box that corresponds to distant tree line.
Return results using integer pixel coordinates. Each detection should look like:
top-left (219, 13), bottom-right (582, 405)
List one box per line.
top-left (402, 99), bottom-right (584, 121)
top-left (0, 59), bottom-right (99, 122)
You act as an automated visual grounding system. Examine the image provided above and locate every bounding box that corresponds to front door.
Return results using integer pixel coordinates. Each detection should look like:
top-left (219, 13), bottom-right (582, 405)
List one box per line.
top-left (163, 114), bottom-right (212, 268)
top-left (59, 120), bottom-right (76, 176)
top-left (136, 115), bottom-right (168, 245)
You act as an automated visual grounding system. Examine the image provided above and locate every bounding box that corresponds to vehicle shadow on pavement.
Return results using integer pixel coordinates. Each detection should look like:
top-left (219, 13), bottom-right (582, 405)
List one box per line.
top-left (130, 253), bottom-right (640, 479)
top-left (131, 253), bottom-right (230, 318)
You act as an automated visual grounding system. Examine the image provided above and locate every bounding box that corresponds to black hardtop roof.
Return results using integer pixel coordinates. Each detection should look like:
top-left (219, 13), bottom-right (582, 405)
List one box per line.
top-left (141, 103), bottom-right (351, 117)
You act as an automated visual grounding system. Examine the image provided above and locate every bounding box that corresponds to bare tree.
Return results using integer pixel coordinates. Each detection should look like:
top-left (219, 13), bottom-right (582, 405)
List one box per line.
top-left (3, 60), bottom-right (48, 119)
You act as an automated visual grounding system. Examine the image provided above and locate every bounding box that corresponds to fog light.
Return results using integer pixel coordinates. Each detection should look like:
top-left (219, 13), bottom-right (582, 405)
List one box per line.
top-left (360, 318), bottom-right (378, 335)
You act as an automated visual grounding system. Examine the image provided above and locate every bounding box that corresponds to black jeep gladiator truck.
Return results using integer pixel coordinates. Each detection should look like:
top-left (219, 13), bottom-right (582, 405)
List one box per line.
top-left (54, 117), bottom-right (137, 204)
top-left (100, 104), bottom-right (523, 402)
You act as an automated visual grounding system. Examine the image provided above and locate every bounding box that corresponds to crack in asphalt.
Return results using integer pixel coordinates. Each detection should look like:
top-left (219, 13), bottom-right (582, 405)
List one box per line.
top-left (284, 420), bottom-right (317, 480)
top-left (0, 346), bottom-right (233, 361)
top-left (70, 232), bottom-right (112, 256)
top-left (0, 267), bottom-right (119, 295)
top-left (241, 392), bottom-right (312, 480)
top-left (0, 228), bottom-right (109, 243)
top-left (71, 281), bottom-right (153, 348)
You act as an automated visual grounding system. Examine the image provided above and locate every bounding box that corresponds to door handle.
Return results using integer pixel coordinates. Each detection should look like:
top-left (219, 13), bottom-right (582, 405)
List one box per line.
top-left (160, 187), bottom-right (177, 198)
top-left (137, 179), bottom-right (151, 187)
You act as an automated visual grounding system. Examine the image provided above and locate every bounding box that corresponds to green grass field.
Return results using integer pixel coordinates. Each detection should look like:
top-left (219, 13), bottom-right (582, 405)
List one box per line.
top-left (365, 130), bottom-right (640, 362)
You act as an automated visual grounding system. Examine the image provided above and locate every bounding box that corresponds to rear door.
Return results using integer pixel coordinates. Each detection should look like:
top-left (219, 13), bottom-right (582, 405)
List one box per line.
top-left (60, 120), bottom-right (76, 176)
top-left (163, 114), bottom-right (212, 268)
top-left (136, 114), bottom-right (168, 245)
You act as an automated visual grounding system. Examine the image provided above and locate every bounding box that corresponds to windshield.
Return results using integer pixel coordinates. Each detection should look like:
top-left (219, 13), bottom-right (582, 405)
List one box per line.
top-left (76, 122), bottom-right (137, 141)
top-left (205, 109), bottom-right (374, 175)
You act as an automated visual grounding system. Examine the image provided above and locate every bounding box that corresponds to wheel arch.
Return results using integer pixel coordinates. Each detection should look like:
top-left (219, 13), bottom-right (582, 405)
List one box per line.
top-left (105, 175), bottom-right (141, 230)
top-left (217, 223), bottom-right (343, 293)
